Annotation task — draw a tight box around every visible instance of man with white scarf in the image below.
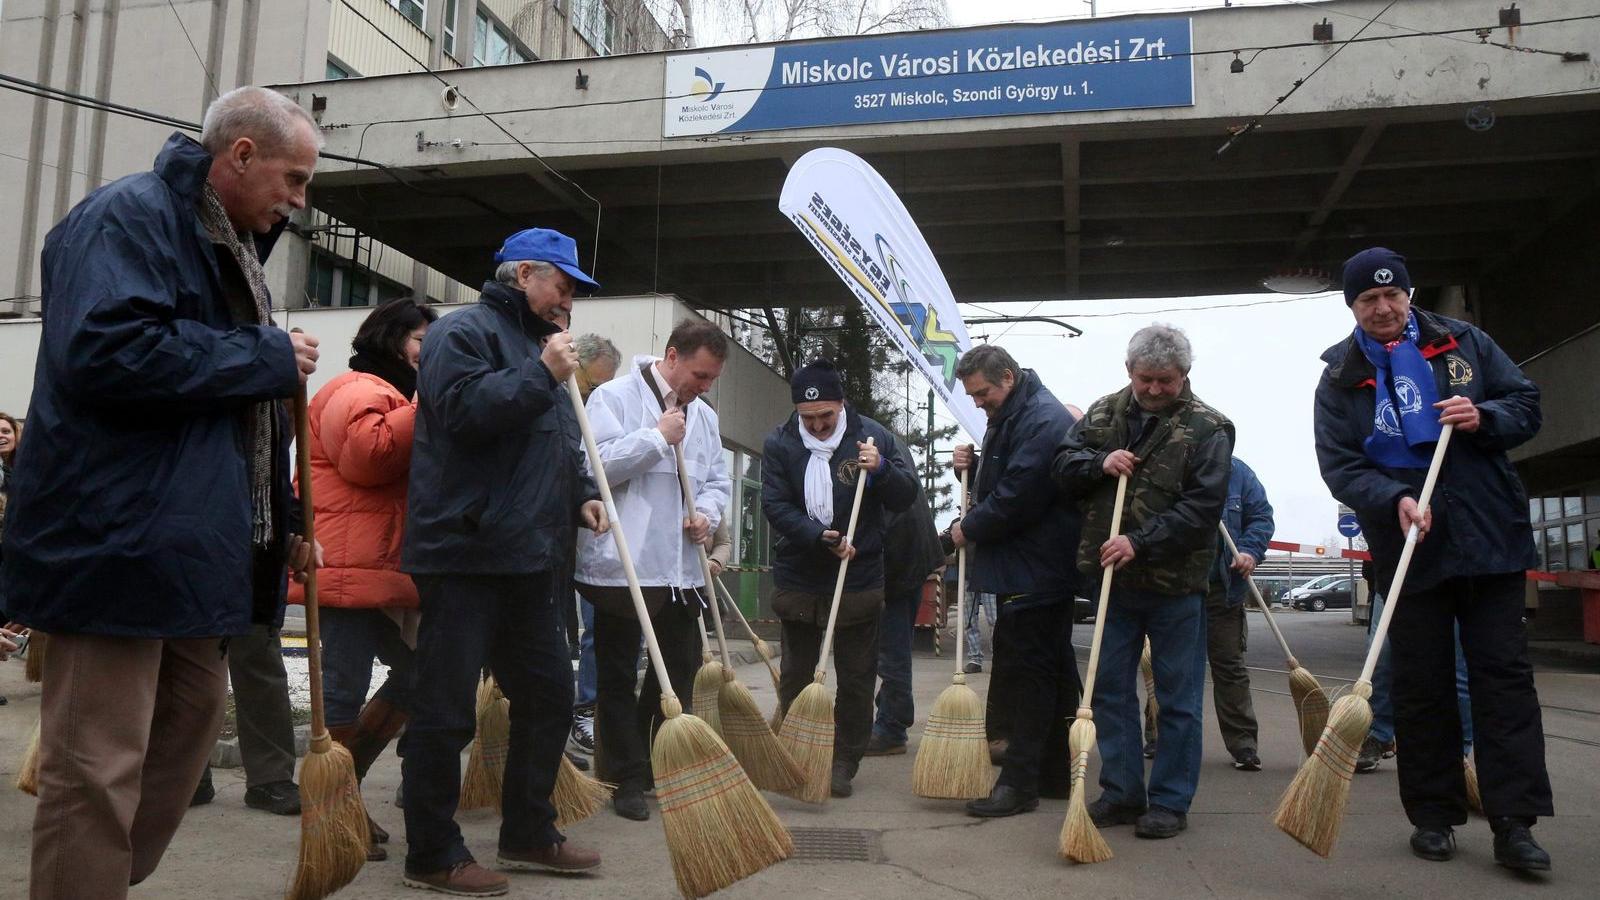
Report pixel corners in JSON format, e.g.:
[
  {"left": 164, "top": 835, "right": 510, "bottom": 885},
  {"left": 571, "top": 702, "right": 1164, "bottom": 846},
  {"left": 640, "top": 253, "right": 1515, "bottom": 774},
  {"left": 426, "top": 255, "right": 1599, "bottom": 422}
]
[
  {"left": 762, "top": 359, "right": 917, "bottom": 799},
  {"left": 575, "top": 318, "right": 732, "bottom": 822}
]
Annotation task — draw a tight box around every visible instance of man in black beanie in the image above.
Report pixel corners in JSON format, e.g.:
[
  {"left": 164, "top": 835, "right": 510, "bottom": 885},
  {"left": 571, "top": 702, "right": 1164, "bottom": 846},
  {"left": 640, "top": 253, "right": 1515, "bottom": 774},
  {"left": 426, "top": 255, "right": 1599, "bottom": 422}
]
[
  {"left": 761, "top": 359, "right": 917, "bottom": 798},
  {"left": 1314, "top": 247, "right": 1552, "bottom": 871}
]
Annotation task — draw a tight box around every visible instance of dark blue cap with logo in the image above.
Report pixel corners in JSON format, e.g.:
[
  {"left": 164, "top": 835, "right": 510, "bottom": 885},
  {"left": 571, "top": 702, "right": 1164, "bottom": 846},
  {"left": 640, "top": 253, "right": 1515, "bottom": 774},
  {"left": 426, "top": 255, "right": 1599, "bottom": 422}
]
[
  {"left": 494, "top": 228, "right": 600, "bottom": 295},
  {"left": 1342, "top": 247, "right": 1410, "bottom": 305}
]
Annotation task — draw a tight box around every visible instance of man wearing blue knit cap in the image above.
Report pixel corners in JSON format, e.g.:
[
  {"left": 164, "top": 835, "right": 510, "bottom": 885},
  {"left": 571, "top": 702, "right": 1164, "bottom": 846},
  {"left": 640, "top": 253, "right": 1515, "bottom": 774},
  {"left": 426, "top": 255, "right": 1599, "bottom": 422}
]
[
  {"left": 1313, "top": 247, "right": 1553, "bottom": 873},
  {"left": 398, "top": 227, "right": 609, "bottom": 894}
]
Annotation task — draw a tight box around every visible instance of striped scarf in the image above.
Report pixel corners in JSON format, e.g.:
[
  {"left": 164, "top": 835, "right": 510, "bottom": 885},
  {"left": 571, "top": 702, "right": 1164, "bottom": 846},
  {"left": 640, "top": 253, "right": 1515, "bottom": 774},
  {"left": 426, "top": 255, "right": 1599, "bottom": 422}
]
[{"left": 199, "top": 184, "right": 275, "bottom": 547}]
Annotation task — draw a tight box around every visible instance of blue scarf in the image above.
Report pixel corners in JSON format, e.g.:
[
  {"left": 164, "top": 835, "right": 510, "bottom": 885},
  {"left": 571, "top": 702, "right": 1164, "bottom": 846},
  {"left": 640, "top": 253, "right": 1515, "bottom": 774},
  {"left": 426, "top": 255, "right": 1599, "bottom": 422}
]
[{"left": 1354, "top": 313, "right": 1441, "bottom": 468}]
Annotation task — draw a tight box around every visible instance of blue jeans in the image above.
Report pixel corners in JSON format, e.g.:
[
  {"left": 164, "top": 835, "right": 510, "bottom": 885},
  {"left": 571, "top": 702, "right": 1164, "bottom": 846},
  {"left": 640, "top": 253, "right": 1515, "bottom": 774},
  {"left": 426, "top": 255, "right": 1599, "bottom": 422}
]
[
  {"left": 1096, "top": 587, "right": 1207, "bottom": 813},
  {"left": 872, "top": 582, "right": 922, "bottom": 745},
  {"left": 575, "top": 597, "right": 597, "bottom": 708},
  {"left": 1368, "top": 593, "right": 1473, "bottom": 752},
  {"left": 400, "top": 573, "right": 573, "bottom": 872},
  {"left": 319, "top": 607, "right": 415, "bottom": 727},
  {"left": 964, "top": 591, "right": 997, "bottom": 664}
]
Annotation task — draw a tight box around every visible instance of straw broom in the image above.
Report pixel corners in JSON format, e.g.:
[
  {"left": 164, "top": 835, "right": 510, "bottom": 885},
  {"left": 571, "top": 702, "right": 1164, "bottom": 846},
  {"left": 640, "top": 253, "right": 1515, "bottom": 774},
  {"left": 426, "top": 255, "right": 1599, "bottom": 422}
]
[
  {"left": 1463, "top": 755, "right": 1483, "bottom": 815},
  {"left": 913, "top": 470, "right": 993, "bottom": 800},
  {"left": 714, "top": 578, "right": 781, "bottom": 694},
  {"left": 673, "top": 444, "right": 804, "bottom": 793},
  {"left": 777, "top": 439, "right": 874, "bottom": 805},
  {"left": 287, "top": 383, "right": 369, "bottom": 900},
  {"left": 24, "top": 630, "right": 46, "bottom": 684},
  {"left": 459, "top": 685, "right": 508, "bottom": 811},
  {"left": 691, "top": 614, "right": 724, "bottom": 735},
  {"left": 15, "top": 720, "right": 40, "bottom": 796},
  {"left": 1274, "top": 425, "right": 1454, "bottom": 858},
  {"left": 553, "top": 752, "right": 614, "bottom": 827},
  {"left": 1059, "top": 473, "right": 1129, "bottom": 865},
  {"left": 568, "top": 373, "right": 790, "bottom": 898},
  {"left": 1140, "top": 638, "right": 1158, "bottom": 747},
  {"left": 1217, "top": 522, "right": 1330, "bottom": 757}
]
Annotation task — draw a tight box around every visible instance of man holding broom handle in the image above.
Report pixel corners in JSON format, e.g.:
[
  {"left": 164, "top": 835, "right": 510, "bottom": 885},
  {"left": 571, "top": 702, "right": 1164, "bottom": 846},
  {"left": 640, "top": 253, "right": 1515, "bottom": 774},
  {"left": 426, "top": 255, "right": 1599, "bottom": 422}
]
[
  {"left": 1313, "top": 248, "right": 1552, "bottom": 870},
  {"left": 1052, "top": 324, "right": 1233, "bottom": 841},
  {"left": 946, "top": 345, "right": 1084, "bottom": 818},
  {"left": 575, "top": 319, "right": 731, "bottom": 822},
  {"left": 399, "top": 228, "right": 609, "bottom": 895},
  {"left": 763, "top": 358, "right": 917, "bottom": 799}
]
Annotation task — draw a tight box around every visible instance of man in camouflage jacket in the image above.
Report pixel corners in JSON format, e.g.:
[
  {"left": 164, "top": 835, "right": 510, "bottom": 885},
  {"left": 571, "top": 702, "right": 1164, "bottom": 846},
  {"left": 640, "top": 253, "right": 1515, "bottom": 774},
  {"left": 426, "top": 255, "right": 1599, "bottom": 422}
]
[{"left": 1052, "top": 324, "right": 1234, "bottom": 840}]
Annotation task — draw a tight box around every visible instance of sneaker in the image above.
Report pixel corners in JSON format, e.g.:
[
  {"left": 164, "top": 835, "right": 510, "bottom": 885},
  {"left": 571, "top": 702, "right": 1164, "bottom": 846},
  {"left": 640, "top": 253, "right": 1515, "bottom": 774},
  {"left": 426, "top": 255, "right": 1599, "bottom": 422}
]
[
  {"left": 1380, "top": 738, "right": 1397, "bottom": 759},
  {"left": 1087, "top": 797, "right": 1146, "bottom": 828},
  {"left": 1135, "top": 805, "right": 1187, "bottom": 839},
  {"left": 497, "top": 841, "right": 601, "bottom": 874},
  {"left": 863, "top": 734, "right": 907, "bottom": 757},
  {"left": 569, "top": 713, "right": 595, "bottom": 756},
  {"left": 244, "top": 780, "right": 301, "bottom": 816},
  {"left": 1491, "top": 819, "right": 1551, "bottom": 871},
  {"left": 1356, "top": 736, "right": 1383, "bottom": 774},
  {"left": 403, "top": 860, "right": 509, "bottom": 896},
  {"left": 190, "top": 766, "right": 215, "bottom": 807},
  {"left": 1231, "top": 749, "right": 1261, "bottom": 772},
  {"left": 963, "top": 660, "right": 982, "bottom": 674}
]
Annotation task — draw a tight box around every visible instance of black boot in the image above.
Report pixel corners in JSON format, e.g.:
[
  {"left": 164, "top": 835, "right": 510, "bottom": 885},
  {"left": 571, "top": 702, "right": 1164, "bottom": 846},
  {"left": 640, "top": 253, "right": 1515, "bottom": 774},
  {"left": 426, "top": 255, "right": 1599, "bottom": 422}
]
[
  {"left": 190, "top": 765, "right": 215, "bottom": 807},
  {"left": 1492, "top": 819, "right": 1551, "bottom": 872},
  {"left": 965, "top": 784, "right": 1039, "bottom": 818},
  {"left": 1410, "top": 826, "right": 1456, "bottom": 861}
]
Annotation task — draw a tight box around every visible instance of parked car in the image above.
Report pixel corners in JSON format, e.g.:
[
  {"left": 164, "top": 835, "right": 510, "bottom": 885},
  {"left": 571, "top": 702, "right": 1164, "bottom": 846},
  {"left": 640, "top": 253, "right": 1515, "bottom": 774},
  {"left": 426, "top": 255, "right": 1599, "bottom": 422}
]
[
  {"left": 1280, "top": 574, "right": 1344, "bottom": 604},
  {"left": 1292, "top": 577, "right": 1355, "bottom": 612}
]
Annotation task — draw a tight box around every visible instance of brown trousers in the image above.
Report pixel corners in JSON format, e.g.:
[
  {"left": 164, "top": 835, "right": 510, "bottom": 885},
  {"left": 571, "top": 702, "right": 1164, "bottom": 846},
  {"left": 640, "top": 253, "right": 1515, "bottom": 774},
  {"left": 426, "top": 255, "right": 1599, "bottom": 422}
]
[{"left": 30, "top": 633, "right": 228, "bottom": 900}]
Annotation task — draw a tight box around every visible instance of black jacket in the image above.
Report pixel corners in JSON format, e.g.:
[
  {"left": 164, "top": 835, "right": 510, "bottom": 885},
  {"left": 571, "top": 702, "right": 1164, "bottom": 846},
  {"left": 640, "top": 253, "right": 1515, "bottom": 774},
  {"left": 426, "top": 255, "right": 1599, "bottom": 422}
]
[
  {"left": 1314, "top": 310, "right": 1539, "bottom": 596},
  {"left": 882, "top": 443, "right": 944, "bottom": 597},
  {"left": 761, "top": 407, "right": 917, "bottom": 595},
  {"left": 402, "top": 281, "right": 598, "bottom": 575},
  {"left": 960, "top": 370, "right": 1082, "bottom": 598},
  {"left": 0, "top": 133, "right": 300, "bottom": 638}
]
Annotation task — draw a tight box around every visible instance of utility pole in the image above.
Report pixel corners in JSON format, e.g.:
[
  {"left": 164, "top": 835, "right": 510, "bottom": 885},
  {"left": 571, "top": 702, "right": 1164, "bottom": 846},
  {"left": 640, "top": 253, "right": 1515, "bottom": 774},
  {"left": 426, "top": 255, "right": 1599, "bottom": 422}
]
[{"left": 924, "top": 389, "right": 936, "bottom": 498}]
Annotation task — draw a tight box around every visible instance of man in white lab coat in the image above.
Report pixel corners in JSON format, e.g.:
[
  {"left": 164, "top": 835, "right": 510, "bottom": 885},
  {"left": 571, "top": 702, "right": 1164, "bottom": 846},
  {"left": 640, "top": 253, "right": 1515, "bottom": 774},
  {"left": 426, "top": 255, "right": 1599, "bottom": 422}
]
[{"left": 575, "top": 318, "right": 732, "bottom": 821}]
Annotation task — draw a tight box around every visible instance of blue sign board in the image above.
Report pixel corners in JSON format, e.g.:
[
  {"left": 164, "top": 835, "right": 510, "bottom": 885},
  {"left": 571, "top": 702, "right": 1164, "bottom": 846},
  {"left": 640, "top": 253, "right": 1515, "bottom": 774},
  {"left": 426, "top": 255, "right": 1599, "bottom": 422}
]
[
  {"left": 1338, "top": 514, "right": 1362, "bottom": 538},
  {"left": 664, "top": 18, "right": 1195, "bottom": 137}
]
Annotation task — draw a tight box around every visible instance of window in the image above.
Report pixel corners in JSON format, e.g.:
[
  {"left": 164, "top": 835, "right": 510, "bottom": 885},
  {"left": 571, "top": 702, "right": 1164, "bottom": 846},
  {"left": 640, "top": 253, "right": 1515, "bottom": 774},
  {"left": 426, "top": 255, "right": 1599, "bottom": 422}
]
[
  {"left": 472, "top": 9, "right": 531, "bottom": 66},
  {"left": 325, "top": 57, "right": 355, "bottom": 80},
  {"left": 389, "top": 0, "right": 425, "bottom": 28},
  {"left": 573, "top": 0, "right": 615, "bottom": 55},
  {"left": 442, "top": 0, "right": 458, "bottom": 57}
]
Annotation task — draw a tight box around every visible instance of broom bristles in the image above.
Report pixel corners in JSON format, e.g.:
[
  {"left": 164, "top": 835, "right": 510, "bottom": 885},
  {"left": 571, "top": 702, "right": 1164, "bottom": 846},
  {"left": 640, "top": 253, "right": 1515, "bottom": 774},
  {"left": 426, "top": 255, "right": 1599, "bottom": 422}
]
[
  {"left": 1288, "top": 666, "right": 1330, "bottom": 759},
  {"left": 911, "top": 678, "right": 993, "bottom": 799},
  {"left": 1059, "top": 717, "right": 1112, "bottom": 863},
  {"left": 692, "top": 659, "right": 725, "bottom": 737},
  {"left": 776, "top": 682, "right": 834, "bottom": 805},
  {"left": 15, "top": 721, "right": 40, "bottom": 796},
  {"left": 653, "top": 712, "right": 792, "bottom": 899},
  {"left": 460, "top": 696, "right": 510, "bottom": 811},
  {"left": 24, "top": 631, "right": 46, "bottom": 684},
  {"left": 1463, "top": 754, "right": 1483, "bottom": 816},
  {"left": 718, "top": 677, "right": 804, "bottom": 792},
  {"left": 287, "top": 737, "right": 369, "bottom": 900},
  {"left": 1273, "top": 687, "right": 1372, "bottom": 857},
  {"left": 553, "top": 753, "right": 614, "bottom": 827}
]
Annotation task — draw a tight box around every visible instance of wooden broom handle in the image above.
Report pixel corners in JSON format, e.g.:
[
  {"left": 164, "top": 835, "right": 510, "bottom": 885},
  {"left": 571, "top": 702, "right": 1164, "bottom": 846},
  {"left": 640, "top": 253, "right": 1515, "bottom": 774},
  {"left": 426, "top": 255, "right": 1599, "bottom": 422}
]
[
  {"left": 1217, "top": 521, "right": 1299, "bottom": 667},
  {"left": 954, "top": 470, "right": 969, "bottom": 677},
  {"left": 566, "top": 373, "right": 680, "bottom": 711},
  {"left": 674, "top": 444, "right": 731, "bottom": 661},
  {"left": 1077, "top": 473, "right": 1128, "bottom": 711},
  {"left": 815, "top": 437, "right": 874, "bottom": 683},
  {"left": 1358, "top": 424, "right": 1454, "bottom": 686},
  {"left": 291, "top": 385, "right": 329, "bottom": 740}
]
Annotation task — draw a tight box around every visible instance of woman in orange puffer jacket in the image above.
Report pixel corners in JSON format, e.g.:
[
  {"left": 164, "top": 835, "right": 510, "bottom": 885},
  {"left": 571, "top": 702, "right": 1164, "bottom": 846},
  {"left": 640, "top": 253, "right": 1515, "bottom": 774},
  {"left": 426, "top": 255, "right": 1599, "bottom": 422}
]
[{"left": 290, "top": 297, "right": 436, "bottom": 860}]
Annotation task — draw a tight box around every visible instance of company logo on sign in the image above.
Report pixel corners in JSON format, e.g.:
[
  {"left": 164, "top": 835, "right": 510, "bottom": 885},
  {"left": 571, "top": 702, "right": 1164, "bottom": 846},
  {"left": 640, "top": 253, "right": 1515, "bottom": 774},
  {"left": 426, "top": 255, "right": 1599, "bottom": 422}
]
[
  {"left": 875, "top": 234, "right": 961, "bottom": 388},
  {"left": 690, "top": 66, "right": 725, "bottom": 103},
  {"left": 1373, "top": 268, "right": 1394, "bottom": 285}
]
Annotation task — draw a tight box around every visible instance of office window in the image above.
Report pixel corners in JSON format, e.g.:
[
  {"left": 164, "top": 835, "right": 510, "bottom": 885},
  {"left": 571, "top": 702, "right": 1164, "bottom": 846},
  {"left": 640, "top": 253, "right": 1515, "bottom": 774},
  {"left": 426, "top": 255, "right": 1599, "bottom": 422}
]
[
  {"left": 325, "top": 57, "right": 355, "bottom": 80},
  {"left": 473, "top": 9, "right": 531, "bottom": 66},
  {"left": 574, "top": 0, "right": 614, "bottom": 55},
  {"left": 442, "top": 0, "right": 458, "bottom": 57},
  {"left": 389, "top": 0, "right": 425, "bottom": 28}
]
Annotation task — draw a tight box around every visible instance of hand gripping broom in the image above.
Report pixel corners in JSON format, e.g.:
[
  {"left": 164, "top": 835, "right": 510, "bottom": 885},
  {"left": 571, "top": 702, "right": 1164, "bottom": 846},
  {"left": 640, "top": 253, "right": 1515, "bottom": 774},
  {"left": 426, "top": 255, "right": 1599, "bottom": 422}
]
[
  {"left": 1274, "top": 425, "right": 1454, "bottom": 857},
  {"left": 1217, "top": 521, "right": 1330, "bottom": 757},
  {"left": 1059, "top": 473, "right": 1129, "bottom": 864},
  {"left": 912, "top": 470, "right": 995, "bottom": 799},
  {"left": 287, "top": 384, "right": 370, "bottom": 900},
  {"left": 675, "top": 445, "right": 804, "bottom": 792},
  {"left": 567, "top": 374, "right": 791, "bottom": 898},
  {"left": 776, "top": 438, "right": 874, "bottom": 805}
]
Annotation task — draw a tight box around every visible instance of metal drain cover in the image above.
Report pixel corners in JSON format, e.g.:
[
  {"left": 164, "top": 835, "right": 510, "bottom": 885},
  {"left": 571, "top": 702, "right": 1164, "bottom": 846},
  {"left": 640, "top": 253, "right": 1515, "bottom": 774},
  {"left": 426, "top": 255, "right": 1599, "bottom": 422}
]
[{"left": 788, "top": 827, "right": 880, "bottom": 862}]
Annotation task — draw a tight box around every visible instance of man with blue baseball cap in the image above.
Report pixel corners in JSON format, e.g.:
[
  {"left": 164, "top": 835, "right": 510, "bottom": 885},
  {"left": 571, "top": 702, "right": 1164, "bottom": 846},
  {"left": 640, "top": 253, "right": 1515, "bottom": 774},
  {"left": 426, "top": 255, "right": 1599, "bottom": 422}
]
[
  {"left": 1314, "top": 247, "right": 1553, "bottom": 873},
  {"left": 398, "top": 227, "right": 609, "bottom": 895}
]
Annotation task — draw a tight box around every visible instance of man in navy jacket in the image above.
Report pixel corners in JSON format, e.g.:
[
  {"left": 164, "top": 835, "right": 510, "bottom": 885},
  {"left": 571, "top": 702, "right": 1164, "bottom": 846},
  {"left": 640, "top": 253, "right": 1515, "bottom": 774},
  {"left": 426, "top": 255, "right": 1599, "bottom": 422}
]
[
  {"left": 0, "top": 87, "right": 321, "bottom": 900},
  {"left": 949, "top": 344, "right": 1083, "bottom": 817},
  {"left": 762, "top": 359, "right": 916, "bottom": 799},
  {"left": 1205, "top": 457, "right": 1273, "bottom": 772},
  {"left": 1314, "top": 247, "right": 1552, "bottom": 871}
]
